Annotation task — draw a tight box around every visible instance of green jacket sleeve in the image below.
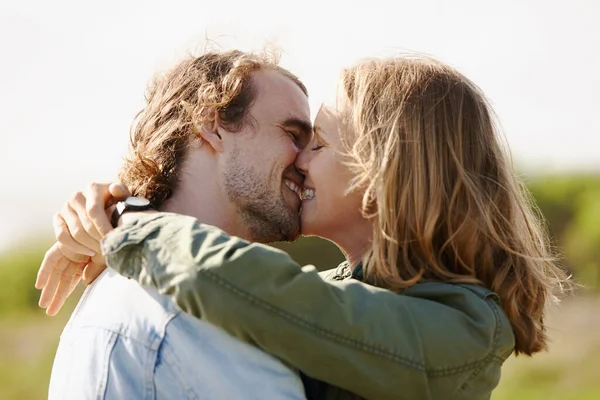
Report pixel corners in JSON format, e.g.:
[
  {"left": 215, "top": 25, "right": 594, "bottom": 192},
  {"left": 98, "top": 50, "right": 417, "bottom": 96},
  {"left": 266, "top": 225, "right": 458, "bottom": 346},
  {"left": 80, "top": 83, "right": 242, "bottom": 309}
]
[{"left": 102, "top": 212, "right": 514, "bottom": 400}]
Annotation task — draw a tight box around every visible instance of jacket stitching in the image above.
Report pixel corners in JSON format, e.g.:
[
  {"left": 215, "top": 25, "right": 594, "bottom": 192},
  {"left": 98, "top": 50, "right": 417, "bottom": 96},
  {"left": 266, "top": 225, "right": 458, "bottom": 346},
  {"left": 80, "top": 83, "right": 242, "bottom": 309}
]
[
  {"left": 74, "top": 325, "right": 166, "bottom": 352},
  {"left": 201, "top": 270, "right": 426, "bottom": 371},
  {"left": 202, "top": 270, "right": 498, "bottom": 376},
  {"left": 96, "top": 331, "right": 118, "bottom": 400},
  {"left": 450, "top": 297, "right": 503, "bottom": 397},
  {"left": 157, "top": 341, "right": 200, "bottom": 400}
]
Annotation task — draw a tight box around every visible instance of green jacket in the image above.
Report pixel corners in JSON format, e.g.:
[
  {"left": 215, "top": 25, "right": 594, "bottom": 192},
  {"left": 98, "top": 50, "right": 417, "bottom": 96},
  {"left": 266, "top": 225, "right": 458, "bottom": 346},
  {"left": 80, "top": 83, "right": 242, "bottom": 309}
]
[{"left": 102, "top": 213, "right": 515, "bottom": 400}]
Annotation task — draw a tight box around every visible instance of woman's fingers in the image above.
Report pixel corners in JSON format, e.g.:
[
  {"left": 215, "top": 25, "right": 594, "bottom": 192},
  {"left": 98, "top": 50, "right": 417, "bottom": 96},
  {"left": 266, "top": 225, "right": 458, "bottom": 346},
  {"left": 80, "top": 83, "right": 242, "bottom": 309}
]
[
  {"left": 53, "top": 212, "right": 95, "bottom": 261},
  {"left": 108, "top": 182, "right": 131, "bottom": 199},
  {"left": 82, "top": 259, "right": 107, "bottom": 285},
  {"left": 37, "top": 243, "right": 86, "bottom": 314},
  {"left": 62, "top": 199, "right": 101, "bottom": 253},
  {"left": 70, "top": 191, "right": 103, "bottom": 241},
  {"left": 38, "top": 255, "right": 70, "bottom": 308},
  {"left": 68, "top": 272, "right": 82, "bottom": 296},
  {"left": 36, "top": 181, "right": 132, "bottom": 315},
  {"left": 38, "top": 181, "right": 133, "bottom": 313},
  {"left": 45, "top": 261, "right": 85, "bottom": 316},
  {"left": 85, "top": 182, "right": 127, "bottom": 237},
  {"left": 36, "top": 243, "right": 62, "bottom": 290}
]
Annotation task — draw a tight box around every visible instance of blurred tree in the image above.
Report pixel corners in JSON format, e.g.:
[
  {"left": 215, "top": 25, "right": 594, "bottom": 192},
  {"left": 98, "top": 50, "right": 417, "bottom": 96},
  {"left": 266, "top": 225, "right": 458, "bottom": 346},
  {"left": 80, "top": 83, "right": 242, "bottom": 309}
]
[
  {"left": 0, "top": 241, "right": 50, "bottom": 316},
  {"left": 528, "top": 174, "right": 600, "bottom": 290},
  {"left": 273, "top": 236, "right": 345, "bottom": 272}
]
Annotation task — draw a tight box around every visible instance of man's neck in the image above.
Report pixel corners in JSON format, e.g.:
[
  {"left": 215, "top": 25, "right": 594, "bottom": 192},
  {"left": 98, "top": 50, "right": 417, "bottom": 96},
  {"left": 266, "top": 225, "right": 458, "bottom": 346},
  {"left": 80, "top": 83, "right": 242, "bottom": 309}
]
[
  {"left": 159, "top": 147, "right": 252, "bottom": 241},
  {"left": 162, "top": 195, "right": 249, "bottom": 240}
]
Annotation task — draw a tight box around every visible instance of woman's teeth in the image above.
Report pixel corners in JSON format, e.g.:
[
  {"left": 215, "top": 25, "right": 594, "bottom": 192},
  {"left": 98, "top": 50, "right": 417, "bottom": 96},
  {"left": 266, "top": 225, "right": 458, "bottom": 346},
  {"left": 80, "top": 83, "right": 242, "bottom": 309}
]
[
  {"left": 284, "top": 180, "right": 315, "bottom": 201},
  {"left": 300, "top": 189, "right": 315, "bottom": 200}
]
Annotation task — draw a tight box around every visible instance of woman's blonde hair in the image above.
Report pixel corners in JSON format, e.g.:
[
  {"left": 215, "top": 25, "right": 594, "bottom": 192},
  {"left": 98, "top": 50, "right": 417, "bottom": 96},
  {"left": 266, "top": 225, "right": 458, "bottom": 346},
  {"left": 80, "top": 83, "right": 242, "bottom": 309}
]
[{"left": 340, "top": 57, "right": 569, "bottom": 356}]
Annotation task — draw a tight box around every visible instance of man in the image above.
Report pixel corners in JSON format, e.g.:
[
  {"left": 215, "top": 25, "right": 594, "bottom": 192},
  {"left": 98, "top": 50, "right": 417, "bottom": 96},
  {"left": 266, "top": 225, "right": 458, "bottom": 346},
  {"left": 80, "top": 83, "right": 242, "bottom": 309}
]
[{"left": 40, "top": 49, "right": 314, "bottom": 399}]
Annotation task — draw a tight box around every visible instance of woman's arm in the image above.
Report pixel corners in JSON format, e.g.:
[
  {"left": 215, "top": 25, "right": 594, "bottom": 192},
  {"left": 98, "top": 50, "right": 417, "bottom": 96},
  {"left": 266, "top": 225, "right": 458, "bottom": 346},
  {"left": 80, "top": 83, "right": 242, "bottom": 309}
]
[{"left": 103, "top": 212, "right": 512, "bottom": 400}]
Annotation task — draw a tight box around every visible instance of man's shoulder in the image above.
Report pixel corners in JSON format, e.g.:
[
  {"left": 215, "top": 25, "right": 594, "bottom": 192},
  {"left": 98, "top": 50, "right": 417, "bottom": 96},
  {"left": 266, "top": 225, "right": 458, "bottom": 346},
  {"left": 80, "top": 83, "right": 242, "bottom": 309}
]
[{"left": 64, "top": 268, "right": 179, "bottom": 347}]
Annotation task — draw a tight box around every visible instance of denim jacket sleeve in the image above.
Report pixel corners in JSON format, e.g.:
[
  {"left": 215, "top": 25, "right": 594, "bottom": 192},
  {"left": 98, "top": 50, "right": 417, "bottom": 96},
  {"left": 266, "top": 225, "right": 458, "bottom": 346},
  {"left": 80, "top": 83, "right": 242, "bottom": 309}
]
[{"left": 102, "top": 212, "right": 515, "bottom": 400}]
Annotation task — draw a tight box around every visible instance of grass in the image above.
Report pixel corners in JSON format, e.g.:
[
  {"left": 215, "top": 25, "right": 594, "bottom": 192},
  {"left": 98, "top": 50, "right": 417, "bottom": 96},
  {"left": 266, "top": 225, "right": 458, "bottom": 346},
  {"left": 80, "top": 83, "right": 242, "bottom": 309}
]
[
  {"left": 493, "top": 294, "right": 600, "bottom": 400},
  {"left": 1, "top": 291, "right": 598, "bottom": 399},
  {"left": 0, "top": 295, "right": 78, "bottom": 400}
]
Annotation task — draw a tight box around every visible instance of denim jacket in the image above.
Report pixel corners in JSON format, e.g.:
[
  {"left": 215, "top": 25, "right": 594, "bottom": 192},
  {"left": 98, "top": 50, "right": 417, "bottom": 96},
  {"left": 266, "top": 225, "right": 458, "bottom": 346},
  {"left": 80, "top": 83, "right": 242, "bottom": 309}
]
[
  {"left": 102, "top": 213, "right": 516, "bottom": 400},
  {"left": 49, "top": 267, "right": 306, "bottom": 399}
]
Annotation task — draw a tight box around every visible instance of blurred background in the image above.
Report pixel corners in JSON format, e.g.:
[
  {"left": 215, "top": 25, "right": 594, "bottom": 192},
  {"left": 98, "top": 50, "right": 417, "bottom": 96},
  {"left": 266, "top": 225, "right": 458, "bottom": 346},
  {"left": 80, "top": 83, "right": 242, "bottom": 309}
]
[{"left": 1, "top": 0, "right": 599, "bottom": 398}]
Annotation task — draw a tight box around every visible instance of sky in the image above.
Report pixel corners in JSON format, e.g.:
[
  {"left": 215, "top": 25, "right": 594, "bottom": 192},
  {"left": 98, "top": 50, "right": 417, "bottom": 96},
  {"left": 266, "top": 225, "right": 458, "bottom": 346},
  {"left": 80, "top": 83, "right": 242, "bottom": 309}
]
[{"left": 0, "top": 0, "right": 598, "bottom": 251}]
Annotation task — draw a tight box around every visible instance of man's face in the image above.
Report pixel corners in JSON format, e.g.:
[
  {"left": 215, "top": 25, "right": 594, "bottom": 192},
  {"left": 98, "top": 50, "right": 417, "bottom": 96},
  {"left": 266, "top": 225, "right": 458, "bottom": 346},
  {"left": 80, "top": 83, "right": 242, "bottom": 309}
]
[{"left": 222, "top": 69, "right": 312, "bottom": 243}]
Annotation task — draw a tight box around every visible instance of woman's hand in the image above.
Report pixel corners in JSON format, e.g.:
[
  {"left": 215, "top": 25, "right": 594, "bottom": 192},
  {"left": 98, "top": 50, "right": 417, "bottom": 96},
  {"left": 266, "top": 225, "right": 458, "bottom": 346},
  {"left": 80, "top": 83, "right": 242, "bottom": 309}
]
[{"left": 36, "top": 182, "right": 131, "bottom": 315}]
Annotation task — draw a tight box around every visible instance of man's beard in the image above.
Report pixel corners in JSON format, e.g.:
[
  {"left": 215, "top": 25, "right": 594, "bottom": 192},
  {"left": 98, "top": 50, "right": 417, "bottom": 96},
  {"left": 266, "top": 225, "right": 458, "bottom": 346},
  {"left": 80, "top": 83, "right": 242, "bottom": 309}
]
[{"left": 224, "top": 154, "right": 300, "bottom": 243}]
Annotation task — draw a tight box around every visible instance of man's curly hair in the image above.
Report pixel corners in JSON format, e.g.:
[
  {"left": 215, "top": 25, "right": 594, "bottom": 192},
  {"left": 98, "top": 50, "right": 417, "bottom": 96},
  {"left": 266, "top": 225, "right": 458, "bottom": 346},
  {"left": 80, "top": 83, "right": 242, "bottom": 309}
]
[{"left": 120, "top": 49, "right": 307, "bottom": 208}]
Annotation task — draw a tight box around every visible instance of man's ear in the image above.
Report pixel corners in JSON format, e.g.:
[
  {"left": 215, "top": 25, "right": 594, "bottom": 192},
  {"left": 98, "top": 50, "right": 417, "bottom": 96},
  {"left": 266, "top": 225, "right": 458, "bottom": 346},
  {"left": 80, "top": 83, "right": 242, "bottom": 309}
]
[{"left": 196, "top": 108, "right": 224, "bottom": 153}]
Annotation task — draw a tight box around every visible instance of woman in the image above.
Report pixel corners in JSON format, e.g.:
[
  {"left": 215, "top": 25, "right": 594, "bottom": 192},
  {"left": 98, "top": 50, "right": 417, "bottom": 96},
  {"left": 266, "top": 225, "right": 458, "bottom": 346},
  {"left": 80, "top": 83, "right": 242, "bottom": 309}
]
[{"left": 37, "top": 56, "right": 567, "bottom": 399}]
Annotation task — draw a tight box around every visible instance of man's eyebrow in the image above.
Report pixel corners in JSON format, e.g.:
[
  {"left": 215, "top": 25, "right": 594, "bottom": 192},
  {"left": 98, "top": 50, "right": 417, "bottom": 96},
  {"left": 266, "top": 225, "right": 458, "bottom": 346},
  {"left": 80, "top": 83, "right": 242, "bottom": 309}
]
[{"left": 280, "top": 117, "right": 313, "bottom": 135}]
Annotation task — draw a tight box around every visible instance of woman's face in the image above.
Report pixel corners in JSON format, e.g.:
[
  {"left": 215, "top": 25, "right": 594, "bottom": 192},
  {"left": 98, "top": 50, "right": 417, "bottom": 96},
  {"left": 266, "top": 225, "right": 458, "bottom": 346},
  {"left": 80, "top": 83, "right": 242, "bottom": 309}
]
[{"left": 296, "top": 88, "right": 366, "bottom": 240}]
